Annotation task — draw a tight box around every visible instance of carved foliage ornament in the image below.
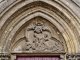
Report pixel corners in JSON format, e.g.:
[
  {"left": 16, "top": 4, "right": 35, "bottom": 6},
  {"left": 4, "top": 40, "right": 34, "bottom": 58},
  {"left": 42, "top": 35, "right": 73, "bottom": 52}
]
[
  {"left": 66, "top": 54, "right": 80, "bottom": 60},
  {"left": 0, "top": 53, "right": 10, "bottom": 60}
]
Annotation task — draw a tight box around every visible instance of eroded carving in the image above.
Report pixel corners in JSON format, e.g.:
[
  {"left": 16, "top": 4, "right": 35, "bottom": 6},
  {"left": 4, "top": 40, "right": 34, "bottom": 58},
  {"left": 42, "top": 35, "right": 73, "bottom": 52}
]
[
  {"left": 0, "top": 53, "right": 10, "bottom": 60},
  {"left": 24, "top": 19, "right": 64, "bottom": 53},
  {"left": 66, "top": 53, "right": 80, "bottom": 60},
  {"left": 12, "top": 18, "right": 64, "bottom": 53}
]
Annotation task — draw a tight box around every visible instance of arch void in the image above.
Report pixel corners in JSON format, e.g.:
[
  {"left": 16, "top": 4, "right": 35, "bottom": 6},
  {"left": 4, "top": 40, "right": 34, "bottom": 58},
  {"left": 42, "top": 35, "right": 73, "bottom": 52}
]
[{"left": 0, "top": 0, "right": 79, "bottom": 54}]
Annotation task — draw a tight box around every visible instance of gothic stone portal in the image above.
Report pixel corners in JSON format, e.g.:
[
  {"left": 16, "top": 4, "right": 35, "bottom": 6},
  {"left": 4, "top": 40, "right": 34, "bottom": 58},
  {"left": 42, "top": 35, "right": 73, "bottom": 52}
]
[{"left": 11, "top": 17, "right": 65, "bottom": 53}]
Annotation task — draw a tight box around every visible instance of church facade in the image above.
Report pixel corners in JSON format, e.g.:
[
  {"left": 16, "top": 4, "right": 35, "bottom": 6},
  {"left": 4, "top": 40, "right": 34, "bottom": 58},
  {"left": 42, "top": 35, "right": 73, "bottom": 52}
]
[{"left": 0, "top": 0, "right": 80, "bottom": 60}]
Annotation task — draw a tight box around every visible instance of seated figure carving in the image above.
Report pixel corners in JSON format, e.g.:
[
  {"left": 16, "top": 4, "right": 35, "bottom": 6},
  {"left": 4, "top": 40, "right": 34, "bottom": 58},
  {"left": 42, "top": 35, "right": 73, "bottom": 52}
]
[{"left": 24, "top": 20, "right": 64, "bottom": 53}]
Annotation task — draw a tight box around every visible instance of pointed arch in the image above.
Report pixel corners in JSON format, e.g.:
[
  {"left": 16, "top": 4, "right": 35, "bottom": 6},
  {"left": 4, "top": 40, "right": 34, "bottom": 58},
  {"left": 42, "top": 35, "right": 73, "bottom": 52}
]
[{"left": 0, "top": 0, "right": 79, "bottom": 54}]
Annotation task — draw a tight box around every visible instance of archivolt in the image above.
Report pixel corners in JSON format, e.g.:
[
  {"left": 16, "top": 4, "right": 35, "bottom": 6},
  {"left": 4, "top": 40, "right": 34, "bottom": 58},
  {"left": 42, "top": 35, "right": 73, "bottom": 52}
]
[{"left": 0, "top": 0, "right": 79, "bottom": 54}]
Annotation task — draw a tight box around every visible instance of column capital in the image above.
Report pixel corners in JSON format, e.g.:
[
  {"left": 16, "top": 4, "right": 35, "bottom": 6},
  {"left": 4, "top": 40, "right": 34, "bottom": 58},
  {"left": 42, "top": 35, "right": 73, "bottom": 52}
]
[
  {"left": 66, "top": 53, "right": 80, "bottom": 60},
  {"left": 0, "top": 52, "right": 10, "bottom": 60}
]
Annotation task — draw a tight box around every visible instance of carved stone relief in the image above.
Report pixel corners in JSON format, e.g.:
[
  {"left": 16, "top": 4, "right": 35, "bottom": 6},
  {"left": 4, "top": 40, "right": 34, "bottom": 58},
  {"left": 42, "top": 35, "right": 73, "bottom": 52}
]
[
  {"left": 25, "top": 18, "right": 64, "bottom": 53},
  {"left": 66, "top": 54, "right": 80, "bottom": 60},
  {"left": 66, "top": 54, "right": 76, "bottom": 60},
  {"left": 0, "top": 53, "right": 10, "bottom": 60},
  {"left": 12, "top": 17, "right": 65, "bottom": 53}
]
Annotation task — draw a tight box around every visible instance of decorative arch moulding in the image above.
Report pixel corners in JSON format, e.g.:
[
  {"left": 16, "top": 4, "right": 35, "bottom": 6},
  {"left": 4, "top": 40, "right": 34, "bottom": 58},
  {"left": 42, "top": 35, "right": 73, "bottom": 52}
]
[
  {"left": 0, "top": 1, "right": 79, "bottom": 53},
  {"left": 0, "top": 0, "right": 80, "bottom": 60},
  {"left": 10, "top": 17, "right": 65, "bottom": 53}
]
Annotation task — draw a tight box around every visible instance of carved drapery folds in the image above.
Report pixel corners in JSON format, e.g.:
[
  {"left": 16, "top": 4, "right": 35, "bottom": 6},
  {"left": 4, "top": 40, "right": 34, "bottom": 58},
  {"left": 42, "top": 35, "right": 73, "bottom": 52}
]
[{"left": 12, "top": 17, "right": 65, "bottom": 53}]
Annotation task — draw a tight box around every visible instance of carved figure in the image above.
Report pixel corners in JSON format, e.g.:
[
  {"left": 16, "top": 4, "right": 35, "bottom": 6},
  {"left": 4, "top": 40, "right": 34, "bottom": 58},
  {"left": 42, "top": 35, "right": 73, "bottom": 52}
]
[{"left": 24, "top": 20, "right": 64, "bottom": 53}]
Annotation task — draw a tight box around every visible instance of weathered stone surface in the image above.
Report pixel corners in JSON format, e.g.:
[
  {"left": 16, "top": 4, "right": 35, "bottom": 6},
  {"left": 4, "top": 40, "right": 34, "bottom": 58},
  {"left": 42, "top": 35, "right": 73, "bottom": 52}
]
[
  {"left": 0, "top": 53, "right": 10, "bottom": 60},
  {"left": 11, "top": 17, "right": 64, "bottom": 53},
  {"left": 66, "top": 53, "right": 80, "bottom": 60},
  {"left": 0, "top": 0, "right": 80, "bottom": 60},
  {"left": 73, "top": 0, "right": 80, "bottom": 7}
]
